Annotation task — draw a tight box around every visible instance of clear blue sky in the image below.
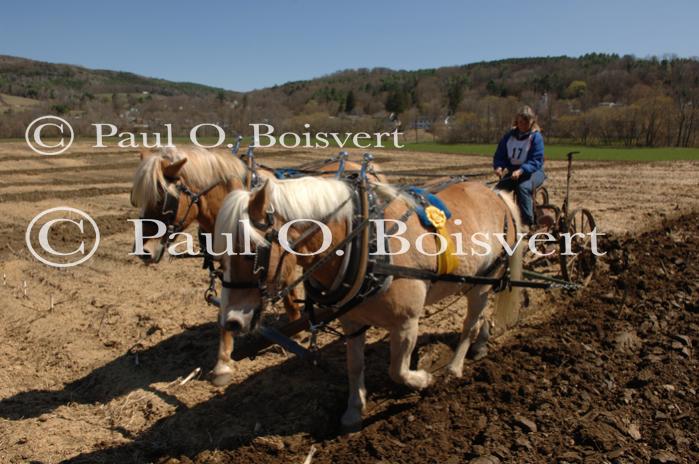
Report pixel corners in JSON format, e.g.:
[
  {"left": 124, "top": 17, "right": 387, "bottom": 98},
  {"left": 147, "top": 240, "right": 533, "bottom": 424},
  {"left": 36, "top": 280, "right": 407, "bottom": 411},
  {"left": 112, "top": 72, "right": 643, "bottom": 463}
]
[{"left": 1, "top": 0, "right": 697, "bottom": 92}]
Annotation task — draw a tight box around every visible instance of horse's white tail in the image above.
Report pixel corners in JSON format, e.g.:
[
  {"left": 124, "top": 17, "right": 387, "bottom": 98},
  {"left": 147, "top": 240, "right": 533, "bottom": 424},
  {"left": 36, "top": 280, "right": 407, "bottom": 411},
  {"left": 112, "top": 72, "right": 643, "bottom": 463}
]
[{"left": 492, "top": 191, "right": 523, "bottom": 331}]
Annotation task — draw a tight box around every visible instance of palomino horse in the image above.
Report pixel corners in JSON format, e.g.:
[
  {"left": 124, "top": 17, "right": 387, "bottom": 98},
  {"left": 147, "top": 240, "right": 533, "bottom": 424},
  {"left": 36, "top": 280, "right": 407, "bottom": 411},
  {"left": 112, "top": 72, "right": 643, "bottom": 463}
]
[
  {"left": 130, "top": 146, "right": 385, "bottom": 384},
  {"left": 212, "top": 175, "right": 523, "bottom": 428},
  {"left": 130, "top": 146, "right": 297, "bottom": 384}
]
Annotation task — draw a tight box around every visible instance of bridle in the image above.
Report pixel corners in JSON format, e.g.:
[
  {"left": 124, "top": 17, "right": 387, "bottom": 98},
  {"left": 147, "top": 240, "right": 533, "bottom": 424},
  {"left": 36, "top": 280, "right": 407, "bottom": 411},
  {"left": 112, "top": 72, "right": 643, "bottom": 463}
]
[
  {"left": 220, "top": 203, "right": 278, "bottom": 330},
  {"left": 150, "top": 175, "right": 228, "bottom": 249}
]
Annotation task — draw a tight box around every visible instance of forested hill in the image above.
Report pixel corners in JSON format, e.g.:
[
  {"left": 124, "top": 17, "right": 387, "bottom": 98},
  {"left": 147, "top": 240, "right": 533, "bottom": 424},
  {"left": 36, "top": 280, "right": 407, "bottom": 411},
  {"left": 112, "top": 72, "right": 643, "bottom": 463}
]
[
  {"left": 256, "top": 53, "right": 695, "bottom": 116},
  {"left": 0, "top": 55, "right": 237, "bottom": 99},
  {"left": 1, "top": 53, "right": 697, "bottom": 147}
]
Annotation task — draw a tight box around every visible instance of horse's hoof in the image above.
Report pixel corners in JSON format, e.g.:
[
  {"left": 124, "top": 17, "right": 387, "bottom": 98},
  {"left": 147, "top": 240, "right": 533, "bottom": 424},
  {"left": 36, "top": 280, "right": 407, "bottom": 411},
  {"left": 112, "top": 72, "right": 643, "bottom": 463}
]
[
  {"left": 446, "top": 365, "right": 464, "bottom": 379},
  {"left": 468, "top": 344, "right": 489, "bottom": 361},
  {"left": 340, "top": 418, "right": 363, "bottom": 434},
  {"left": 418, "top": 370, "right": 434, "bottom": 390},
  {"left": 209, "top": 364, "right": 234, "bottom": 386},
  {"left": 210, "top": 372, "right": 233, "bottom": 386},
  {"left": 410, "top": 370, "right": 434, "bottom": 389}
]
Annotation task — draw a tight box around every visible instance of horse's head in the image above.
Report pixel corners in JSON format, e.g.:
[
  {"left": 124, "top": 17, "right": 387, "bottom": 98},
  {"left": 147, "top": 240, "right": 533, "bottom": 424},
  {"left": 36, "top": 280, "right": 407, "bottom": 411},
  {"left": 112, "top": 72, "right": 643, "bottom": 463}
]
[
  {"left": 130, "top": 152, "right": 199, "bottom": 264},
  {"left": 215, "top": 180, "right": 286, "bottom": 334},
  {"left": 215, "top": 176, "right": 354, "bottom": 334},
  {"left": 130, "top": 147, "right": 250, "bottom": 265}
]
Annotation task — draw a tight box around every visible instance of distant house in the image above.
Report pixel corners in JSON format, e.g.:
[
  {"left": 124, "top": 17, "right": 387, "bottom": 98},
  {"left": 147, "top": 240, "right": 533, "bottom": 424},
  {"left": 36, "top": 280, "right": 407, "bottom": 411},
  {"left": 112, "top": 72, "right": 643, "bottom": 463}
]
[
  {"left": 121, "top": 107, "right": 140, "bottom": 122},
  {"left": 567, "top": 103, "right": 581, "bottom": 114},
  {"left": 598, "top": 102, "right": 622, "bottom": 108},
  {"left": 409, "top": 117, "right": 432, "bottom": 130}
]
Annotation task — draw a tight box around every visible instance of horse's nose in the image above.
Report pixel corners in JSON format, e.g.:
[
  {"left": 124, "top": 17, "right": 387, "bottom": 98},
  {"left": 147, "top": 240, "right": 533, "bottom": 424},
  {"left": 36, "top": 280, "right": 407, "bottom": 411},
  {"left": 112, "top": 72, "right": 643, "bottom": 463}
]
[
  {"left": 133, "top": 242, "right": 151, "bottom": 262},
  {"left": 225, "top": 319, "right": 242, "bottom": 334}
]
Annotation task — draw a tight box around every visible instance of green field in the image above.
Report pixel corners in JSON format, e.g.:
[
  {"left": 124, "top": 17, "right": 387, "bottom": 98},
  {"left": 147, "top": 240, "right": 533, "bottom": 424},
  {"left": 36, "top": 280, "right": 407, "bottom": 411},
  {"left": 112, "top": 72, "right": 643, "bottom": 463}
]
[
  {"left": 158, "top": 136, "right": 699, "bottom": 161},
  {"left": 400, "top": 142, "right": 699, "bottom": 161},
  {"left": 3, "top": 136, "right": 699, "bottom": 161}
]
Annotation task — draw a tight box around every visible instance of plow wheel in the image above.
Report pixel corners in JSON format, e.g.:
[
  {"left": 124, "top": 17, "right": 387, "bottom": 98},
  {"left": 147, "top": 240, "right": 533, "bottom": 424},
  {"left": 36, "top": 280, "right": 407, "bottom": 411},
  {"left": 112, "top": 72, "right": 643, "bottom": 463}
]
[
  {"left": 559, "top": 208, "right": 597, "bottom": 286},
  {"left": 534, "top": 186, "right": 549, "bottom": 206},
  {"left": 526, "top": 204, "right": 559, "bottom": 268}
]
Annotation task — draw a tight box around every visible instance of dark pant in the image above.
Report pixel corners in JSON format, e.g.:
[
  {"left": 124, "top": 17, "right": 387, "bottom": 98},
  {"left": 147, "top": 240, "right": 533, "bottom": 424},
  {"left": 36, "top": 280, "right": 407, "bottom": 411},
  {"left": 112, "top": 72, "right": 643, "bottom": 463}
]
[{"left": 495, "top": 169, "right": 545, "bottom": 226}]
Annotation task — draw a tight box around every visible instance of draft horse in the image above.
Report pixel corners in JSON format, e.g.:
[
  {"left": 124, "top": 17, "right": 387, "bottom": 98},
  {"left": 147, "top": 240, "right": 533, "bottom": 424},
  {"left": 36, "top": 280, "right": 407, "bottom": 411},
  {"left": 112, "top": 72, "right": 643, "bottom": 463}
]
[{"left": 212, "top": 174, "right": 523, "bottom": 428}]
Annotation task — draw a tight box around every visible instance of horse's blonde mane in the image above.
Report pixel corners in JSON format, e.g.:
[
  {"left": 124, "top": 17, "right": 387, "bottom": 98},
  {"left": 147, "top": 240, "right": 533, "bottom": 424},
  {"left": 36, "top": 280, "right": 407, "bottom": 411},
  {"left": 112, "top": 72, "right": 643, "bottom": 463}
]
[
  {"left": 131, "top": 146, "right": 247, "bottom": 208},
  {"left": 214, "top": 190, "right": 266, "bottom": 253},
  {"left": 214, "top": 177, "right": 355, "bottom": 253},
  {"left": 270, "top": 177, "right": 354, "bottom": 223}
]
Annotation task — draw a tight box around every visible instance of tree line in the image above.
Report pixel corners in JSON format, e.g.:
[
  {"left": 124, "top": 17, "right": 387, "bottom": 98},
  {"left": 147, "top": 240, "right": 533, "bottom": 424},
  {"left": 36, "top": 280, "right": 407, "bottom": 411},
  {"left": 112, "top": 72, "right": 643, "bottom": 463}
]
[{"left": 0, "top": 53, "right": 697, "bottom": 147}]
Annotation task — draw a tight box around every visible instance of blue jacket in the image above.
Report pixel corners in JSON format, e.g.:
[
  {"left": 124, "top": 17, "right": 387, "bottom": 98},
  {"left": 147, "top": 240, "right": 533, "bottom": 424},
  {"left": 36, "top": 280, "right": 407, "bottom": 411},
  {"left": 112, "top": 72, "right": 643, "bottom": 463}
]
[{"left": 493, "top": 129, "right": 545, "bottom": 175}]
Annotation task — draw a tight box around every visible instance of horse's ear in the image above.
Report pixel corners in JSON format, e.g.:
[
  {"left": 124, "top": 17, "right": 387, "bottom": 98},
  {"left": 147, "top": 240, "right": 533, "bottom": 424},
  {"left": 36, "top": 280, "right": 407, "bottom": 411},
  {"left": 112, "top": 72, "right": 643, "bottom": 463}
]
[
  {"left": 139, "top": 148, "right": 153, "bottom": 160},
  {"left": 162, "top": 158, "right": 187, "bottom": 178},
  {"left": 248, "top": 179, "right": 271, "bottom": 222}
]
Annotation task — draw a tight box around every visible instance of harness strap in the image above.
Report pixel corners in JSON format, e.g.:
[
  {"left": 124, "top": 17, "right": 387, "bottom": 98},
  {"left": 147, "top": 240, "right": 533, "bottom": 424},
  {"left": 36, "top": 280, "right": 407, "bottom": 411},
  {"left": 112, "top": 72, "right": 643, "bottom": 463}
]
[
  {"left": 221, "top": 280, "right": 258, "bottom": 289},
  {"left": 275, "top": 201, "right": 373, "bottom": 303},
  {"left": 255, "top": 194, "right": 355, "bottom": 296},
  {"left": 383, "top": 175, "right": 468, "bottom": 237},
  {"left": 168, "top": 178, "right": 230, "bottom": 233},
  {"left": 198, "top": 229, "right": 215, "bottom": 271},
  {"left": 331, "top": 182, "right": 371, "bottom": 309},
  {"left": 370, "top": 263, "right": 556, "bottom": 290}
]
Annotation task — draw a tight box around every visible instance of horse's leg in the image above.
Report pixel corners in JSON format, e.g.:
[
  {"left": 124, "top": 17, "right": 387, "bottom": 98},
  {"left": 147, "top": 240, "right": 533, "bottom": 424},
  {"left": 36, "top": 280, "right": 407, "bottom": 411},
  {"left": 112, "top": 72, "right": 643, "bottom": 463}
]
[
  {"left": 468, "top": 318, "right": 491, "bottom": 361},
  {"left": 282, "top": 286, "right": 302, "bottom": 322},
  {"left": 210, "top": 328, "right": 234, "bottom": 386},
  {"left": 388, "top": 317, "right": 433, "bottom": 389},
  {"left": 340, "top": 320, "right": 367, "bottom": 430},
  {"left": 447, "top": 287, "right": 489, "bottom": 377}
]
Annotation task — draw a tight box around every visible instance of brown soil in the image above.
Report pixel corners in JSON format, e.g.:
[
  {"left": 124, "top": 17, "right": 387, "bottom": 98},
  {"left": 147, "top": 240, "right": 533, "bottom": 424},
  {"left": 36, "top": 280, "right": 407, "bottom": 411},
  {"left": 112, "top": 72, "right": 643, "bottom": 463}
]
[
  {"left": 0, "top": 142, "right": 697, "bottom": 463},
  {"left": 180, "top": 216, "right": 697, "bottom": 464}
]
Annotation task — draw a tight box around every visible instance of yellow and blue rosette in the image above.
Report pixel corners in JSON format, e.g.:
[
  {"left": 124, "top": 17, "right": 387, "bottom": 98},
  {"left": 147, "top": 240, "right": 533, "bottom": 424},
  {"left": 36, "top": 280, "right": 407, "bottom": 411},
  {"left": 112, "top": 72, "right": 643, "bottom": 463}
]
[{"left": 424, "top": 206, "right": 459, "bottom": 274}]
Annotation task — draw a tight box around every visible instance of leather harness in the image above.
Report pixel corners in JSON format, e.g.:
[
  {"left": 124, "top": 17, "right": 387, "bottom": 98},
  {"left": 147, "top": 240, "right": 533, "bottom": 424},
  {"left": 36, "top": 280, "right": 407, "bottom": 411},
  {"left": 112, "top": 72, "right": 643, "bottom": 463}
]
[{"left": 217, "top": 168, "right": 519, "bottom": 337}]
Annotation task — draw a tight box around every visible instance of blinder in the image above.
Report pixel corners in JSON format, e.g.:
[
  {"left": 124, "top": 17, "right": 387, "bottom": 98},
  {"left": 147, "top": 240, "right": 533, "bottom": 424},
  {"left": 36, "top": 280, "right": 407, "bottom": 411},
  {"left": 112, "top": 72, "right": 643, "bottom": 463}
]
[
  {"left": 142, "top": 176, "right": 225, "bottom": 251},
  {"left": 250, "top": 205, "right": 276, "bottom": 232},
  {"left": 159, "top": 179, "right": 183, "bottom": 233},
  {"left": 219, "top": 205, "right": 279, "bottom": 329}
]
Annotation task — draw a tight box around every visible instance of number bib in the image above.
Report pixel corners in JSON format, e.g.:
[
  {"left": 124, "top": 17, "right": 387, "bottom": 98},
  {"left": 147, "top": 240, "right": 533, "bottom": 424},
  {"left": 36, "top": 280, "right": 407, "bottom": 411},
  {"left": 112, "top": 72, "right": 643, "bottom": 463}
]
[{"left": 506, "top": 134, "right": 532, "bottom": 166}]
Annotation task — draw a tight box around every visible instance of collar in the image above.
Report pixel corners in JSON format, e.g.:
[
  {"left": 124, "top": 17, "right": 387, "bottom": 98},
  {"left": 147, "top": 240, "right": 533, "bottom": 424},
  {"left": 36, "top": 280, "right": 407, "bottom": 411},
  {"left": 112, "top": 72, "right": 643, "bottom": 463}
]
[{"left": 513, "top": 129, "right": 532, "bottom": 141}]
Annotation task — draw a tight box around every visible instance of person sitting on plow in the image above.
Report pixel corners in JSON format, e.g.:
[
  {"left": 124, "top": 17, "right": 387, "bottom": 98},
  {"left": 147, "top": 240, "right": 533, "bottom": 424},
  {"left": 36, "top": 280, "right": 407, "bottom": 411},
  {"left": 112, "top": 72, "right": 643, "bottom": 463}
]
[{"left": 493, "top": 105, "right": 546, "bottom": 232}]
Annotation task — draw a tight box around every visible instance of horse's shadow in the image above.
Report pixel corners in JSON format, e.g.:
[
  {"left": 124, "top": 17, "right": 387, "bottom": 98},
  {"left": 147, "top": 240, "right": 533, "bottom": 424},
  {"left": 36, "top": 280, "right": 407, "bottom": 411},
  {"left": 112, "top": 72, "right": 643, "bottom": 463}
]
[
  {"left": 0, "top": 310, "right": 336, "bottom": 421},
  {"left": 0, "top": 322, "right": 223, "bottom": 421},
  {"left": 2, "top": 321, "right": 462, "bottom": 463},
  {"left": 61, "top": 330, "right": 461, "bottom": 463}
]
